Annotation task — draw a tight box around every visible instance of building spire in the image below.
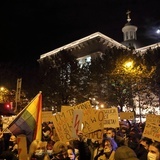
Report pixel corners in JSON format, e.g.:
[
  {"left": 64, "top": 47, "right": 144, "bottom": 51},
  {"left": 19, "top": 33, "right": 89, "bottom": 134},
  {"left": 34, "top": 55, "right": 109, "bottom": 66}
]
[{"left": 126, "top": 10, "right": 131, "bottom": 23}]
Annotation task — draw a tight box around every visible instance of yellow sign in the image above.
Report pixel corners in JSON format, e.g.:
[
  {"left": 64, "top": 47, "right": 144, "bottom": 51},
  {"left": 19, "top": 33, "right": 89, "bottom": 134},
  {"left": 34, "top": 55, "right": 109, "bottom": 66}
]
[
  {"left": 120, "top": 112, "right": 134, "bottom": 120},
  {"left": 146, "top": 114, "right": 160, "bottom": 126},
  {"left": 102, "top": 108, "right": 119, "bottom": 128},
  {"left": 143, "top": 123, "right": 160, "bottom": 142},
  {"left": 52, "top": 101, "right": 104, "bottom": 142},
  {"left": 42, "top": 111, "right": 54, "bottom": 122},
  {"left": 17, "top": 134, "right": 28, "bottom": 160}
]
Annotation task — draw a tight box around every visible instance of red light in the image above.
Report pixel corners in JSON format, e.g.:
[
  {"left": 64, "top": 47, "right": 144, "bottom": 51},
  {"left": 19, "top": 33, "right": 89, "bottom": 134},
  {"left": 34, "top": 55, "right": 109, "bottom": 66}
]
[
  {"left": 4, "top": 102, "right": 12, "bottom": 109},
  {"left": 5, "top": 104, "right": 10, "bottom": 108}
]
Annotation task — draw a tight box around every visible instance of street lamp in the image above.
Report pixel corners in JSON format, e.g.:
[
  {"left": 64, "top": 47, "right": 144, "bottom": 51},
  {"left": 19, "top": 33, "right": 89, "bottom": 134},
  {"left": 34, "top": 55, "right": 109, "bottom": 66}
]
[
  {"left": 123, "top": 60, "right": 133, "bottom": 70},
  {"left": 123, "top": 59, "right": 135, "bottom": 75}
]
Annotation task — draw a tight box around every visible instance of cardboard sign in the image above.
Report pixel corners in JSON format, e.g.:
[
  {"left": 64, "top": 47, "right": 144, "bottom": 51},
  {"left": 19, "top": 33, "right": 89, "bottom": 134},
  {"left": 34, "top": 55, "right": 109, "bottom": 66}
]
[
  {"left": 52, "top": 101, "right": 103, "bottom": 142},
  {"left": 82, "top": 109, "right": 104, "bottom": 135},
  {"left": 85, "top": 129, "right": 103, "bottom": 141},
  {"left": 42, "top": 111, "right": 54, "bottom": 122},
  {"left": 143, "top": 123, "right": 160, "bottom": 142},
  {"left": 72, "top": 109, "right": 83, "bottom": 139},
  {"left": 61, "top": 106, "right": 72, "bottom": 112},
  {"left": 120, "top": 112, "right": 134, "bottom": 120},
  {"left": 146, "top": 114, "right": 160, "bottom": 126},
  {"left": 52, "top": 111, "right": 72, "bottom": 142},
  {"left": 17, "top": 134, "right": 28, "bottom": 160},
  {"left": 102, "top": 107, "right": 119, "bottom": 128}
]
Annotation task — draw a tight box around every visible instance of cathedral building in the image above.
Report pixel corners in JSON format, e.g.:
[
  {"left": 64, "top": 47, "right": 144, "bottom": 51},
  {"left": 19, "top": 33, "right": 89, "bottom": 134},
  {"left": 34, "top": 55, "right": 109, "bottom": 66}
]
[
  {"left": 39, "top": 10, "right": 160, "bottom": 62},
  {"left": 38, "top": 11, "right": 160, "bottom": 122}
]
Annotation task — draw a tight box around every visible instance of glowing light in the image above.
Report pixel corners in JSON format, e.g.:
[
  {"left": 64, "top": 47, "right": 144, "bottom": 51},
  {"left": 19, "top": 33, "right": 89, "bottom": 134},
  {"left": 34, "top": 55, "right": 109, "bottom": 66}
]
[
  {"left": 100, "top": 104, "right": 104, "bottom": 108},
  {"left": 123, "top": 61, "right": 133, "bottom": 69},
  {"left": 0, "top": 87, "right": 4, "bottom": 92},
  {"left": 156, "top": 29, "right": 160, "bottom": 34}
]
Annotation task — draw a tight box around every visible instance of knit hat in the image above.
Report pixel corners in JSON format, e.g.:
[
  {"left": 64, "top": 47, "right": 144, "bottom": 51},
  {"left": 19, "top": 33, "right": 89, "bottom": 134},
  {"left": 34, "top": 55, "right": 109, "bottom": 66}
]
[{"left": 114, "top": 146, "right": 139, "bottom": 160}]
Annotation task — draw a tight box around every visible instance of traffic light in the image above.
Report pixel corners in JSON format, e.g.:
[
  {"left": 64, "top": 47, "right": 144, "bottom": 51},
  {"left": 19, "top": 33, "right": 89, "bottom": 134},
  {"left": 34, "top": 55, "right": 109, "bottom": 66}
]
[
  {"left": 0, "top": 102, "right": 15, "bottom": 116},
  {"left": 4, "top": 102, "right": 13, "bottom": 110}
]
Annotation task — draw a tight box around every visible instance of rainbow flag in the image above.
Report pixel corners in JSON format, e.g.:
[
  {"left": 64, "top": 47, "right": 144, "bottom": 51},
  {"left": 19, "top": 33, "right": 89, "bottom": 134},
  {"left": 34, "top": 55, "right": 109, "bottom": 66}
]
[{"left": 8, "top": 92, "right": 42, "bottom": 144}]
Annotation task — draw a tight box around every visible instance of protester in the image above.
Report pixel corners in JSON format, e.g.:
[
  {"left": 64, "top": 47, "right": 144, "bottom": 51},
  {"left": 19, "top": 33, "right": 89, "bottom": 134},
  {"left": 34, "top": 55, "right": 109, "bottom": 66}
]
[
  {"left": 148, "top": 141, "right": 160, "bottom": 160},
  {"left": 106, "top": 127, "right": 123, "bottom": 147},
  {"left": 72, "top": 131, "right": 91, "bottom": 160},
  {"left": 52, "top": 140, "right": 68, "bottom": 160},
  {"left": 67, "top": 145, "right": 79, "bottom": 160},
  {"left": 135, "top": 137, "right": 152, "bottom": 160},
  {"left": 127, "top": 131, "right": 140, "bottom": 150},
  {"left": 114, "top": 145, "right": 139, "bottom": 160},
  {"left": 42, "top": 125, "right": 52, "bottom": 142},
  {"left": 28, "top": 139, "right": 50, "bottom": 160},
  {"left": 94, "top": 137, "right": 117, "bottom": 160},
  {"left": 87, "top": 139, "right": 102, "bottom": 160},
  {"left": 0, "top": 134, "right": 18, "bottom": 160},
  {"left": 46, "top": 140, "right": 55, "bottom": 159}
]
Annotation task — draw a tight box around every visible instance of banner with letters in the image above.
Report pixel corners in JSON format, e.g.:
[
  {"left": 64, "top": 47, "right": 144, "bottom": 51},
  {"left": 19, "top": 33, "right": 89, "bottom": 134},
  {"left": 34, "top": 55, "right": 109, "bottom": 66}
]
[{"left": 102, "top": 107, "right": 119, "bottom": 128}]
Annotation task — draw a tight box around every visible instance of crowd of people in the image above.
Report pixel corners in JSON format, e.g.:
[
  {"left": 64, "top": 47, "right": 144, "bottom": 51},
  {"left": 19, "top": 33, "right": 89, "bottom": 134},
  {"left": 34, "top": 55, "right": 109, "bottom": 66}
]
[{"left": 0, "top": 120, "right": 160, "bottom": 160}]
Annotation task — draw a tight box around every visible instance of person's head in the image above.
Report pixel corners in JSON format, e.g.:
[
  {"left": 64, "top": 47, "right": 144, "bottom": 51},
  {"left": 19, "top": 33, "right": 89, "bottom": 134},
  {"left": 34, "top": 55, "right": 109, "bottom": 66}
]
[
  {"left": 46, "top": 140, "right": 55, "bottom": 157},
  {"left": 102, "top": 137, "right": 117, "bottom": 153},
  {"left": 9, "top": 134, "right": 17, "bottom": 146},
  {"left": 140, "top": 137, "right": 153, "bottom": 150},
  {"left": 121, "top": 127, "right": 128, "bottom": 134},
  {"left": 148, "top": 141, "right": 160, "bottom": 160},
  {"left": 115, "top": 145, "right": 139, "bottom": 160},
  {"left": 52, "top": 141, "right": 68, "bottom": 159},
  {"left": 9, "top": 134, "right": 17, "bottom": 143},
  {"left": 29, "top": 140, "right": 48, "bottom": 159},
  {"left": 106, "top": 128, "right": 116, "bottom": 138},
  {"left": 42, "top": 126, "right": 51, "bottom": 137},
  {"left": 67, "top": 145, "right": 79, "bottom": 160}
]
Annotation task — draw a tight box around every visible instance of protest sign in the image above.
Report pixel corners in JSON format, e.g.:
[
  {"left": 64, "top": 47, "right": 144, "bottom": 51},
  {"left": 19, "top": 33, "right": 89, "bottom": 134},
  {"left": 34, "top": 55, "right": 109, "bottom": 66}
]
[
  {"left": 120, "top": 112, "right": 134, "bottom": 120},
  {"left": 82, "top": 109, "right": 104, "bottom": 134},
  {"left": 72, "top": 109, "right": 83, "bottom": 139},
  {"left": 102, "top": 107, "right": 119, "bottom": 128},
  {"left": 17, "top": 134, "right": 28, "bottom": 160},
  {"left": 42, "top": 111, "right": 54, "bottom": 122},
  {"left": 85, "top": 129, "right": 103, "bottom": 141},
  {"left": 61, "top": 106, "right": 72, "bottom": 112},
  {"left": 146, "top": 114, "right": 160, "bottom": 126},
  {"left": 52, "top": 101, "right": 103, "bottom": 142},
  {"left": 52, "top": 111, "right": 72, "bottom": 142},
  {"left": 143, "top": 123, "right": 160, "bottom": 142}
]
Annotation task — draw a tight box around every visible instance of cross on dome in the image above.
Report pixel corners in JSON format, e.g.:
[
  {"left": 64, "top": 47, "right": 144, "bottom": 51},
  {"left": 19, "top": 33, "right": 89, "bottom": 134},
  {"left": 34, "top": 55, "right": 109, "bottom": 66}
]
[{"left": 126, "top": 10, "right": 131, "bottom": 22}]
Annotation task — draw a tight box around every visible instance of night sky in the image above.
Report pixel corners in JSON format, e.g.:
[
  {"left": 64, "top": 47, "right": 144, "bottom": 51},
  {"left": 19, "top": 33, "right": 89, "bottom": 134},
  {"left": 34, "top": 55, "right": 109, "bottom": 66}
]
[{"left": 0, "top": 0, "right": 160, "bottom": 65}]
